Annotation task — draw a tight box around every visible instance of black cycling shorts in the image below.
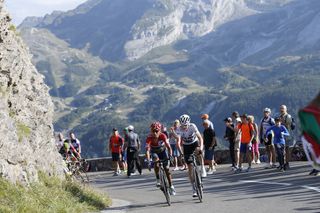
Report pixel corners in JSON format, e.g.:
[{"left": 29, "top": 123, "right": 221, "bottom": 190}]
[{"left": 183, "top": 141, "right": 200, "bottom": 164}]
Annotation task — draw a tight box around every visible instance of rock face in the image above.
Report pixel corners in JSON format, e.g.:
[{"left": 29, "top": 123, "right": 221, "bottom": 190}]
[{"left": 0, "top": 0, "right": 63, "bottom": 184}]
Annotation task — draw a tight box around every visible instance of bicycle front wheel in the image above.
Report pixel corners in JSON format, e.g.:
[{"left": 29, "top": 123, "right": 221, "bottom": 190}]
[
  {"left": 160, "top": 168, "right": 171, "bottom": 206},
  {"left": 194, "top": 166, "right": 203, "bottom": 202}
]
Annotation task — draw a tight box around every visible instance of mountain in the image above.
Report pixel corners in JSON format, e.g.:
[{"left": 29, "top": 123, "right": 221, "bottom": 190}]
[
  {"left": 18, "top": 0, "right": 320, "bottom": 157},
  {"left": 0, "top": 0, "right": 63, "bottom": 183}
]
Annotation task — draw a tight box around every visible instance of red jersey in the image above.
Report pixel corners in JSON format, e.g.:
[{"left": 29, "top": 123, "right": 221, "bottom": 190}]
[
  {"left": 146, "top": 133, "right": 168, "bottom": 151},
  {"left": 109, "top": 135, "right": 123, "bottom": 153},
  {"left": 237, "top": 123, "right": 254, "bottom": 144}
]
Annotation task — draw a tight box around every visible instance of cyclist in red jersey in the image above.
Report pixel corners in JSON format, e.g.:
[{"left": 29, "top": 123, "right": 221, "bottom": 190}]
[{"left": 146, "top": 121, "right": 176, "bottom": 195}]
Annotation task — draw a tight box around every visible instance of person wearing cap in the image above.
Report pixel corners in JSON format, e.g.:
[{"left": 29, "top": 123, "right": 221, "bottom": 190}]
[
  {"left": 259, "top": 108, "right": 276, "bottom": 169},
  {"left": 109, "top": 128, "right": 124, "bottom": 176},
  {"left": 224, "top": 117, "right": 236, "bottom": 168},
  {"left": 124, "top": 125, "right": 142, "bottom": 177},
  {"left": 266, "top": 117, "right": 290, "bottom": 172},
  {"left": 203, "top": 119, "right": 217, "bottom": 174},
  {"left": 279, "top": 105, "right": 294, "bottom": 169},
  {"left": 235, "top": 114, "right": 255, "bottom": 173},
  {"left": 201, "top": 114, "right": 214, "bottom": 130}
]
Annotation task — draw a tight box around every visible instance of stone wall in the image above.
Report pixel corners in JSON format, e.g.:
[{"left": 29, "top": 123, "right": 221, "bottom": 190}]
[{"left": 0, "top": 0, "right": 64, "bottom": 184}]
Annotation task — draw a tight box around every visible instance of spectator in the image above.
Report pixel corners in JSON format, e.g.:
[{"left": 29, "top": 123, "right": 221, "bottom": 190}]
[
  {"left": 248, "top": 115, "right": 261, "bottom": 164},
  {"left": 201, "top": 114, "right": 214, "bottom": 130},
  {"left": 124, "top": 125, "right": 142, "bottom": 177},
  {"left": 236, "top": 114, "right": 254, "bottom": 173},
  {"left": 259, "top": 108, "right": 277, "bottom": 169},
  {"left": 69, "top": 132, "right": 81, "bottom": 157},
  {"left": 203, "top": 120, "right": 217, "bottom": 174},
  {"left": 224, "top": 117, "right": 236, "bottom": 168},
  {"left": 109, "top": 128, "right": 124, "bottom": 176},
  {"left": 169, "top": 120, "right": 182, "bottom": 171},
  {"left": 234, "top": 117, "right": 242, "bottom": 170},
  {"left": 279, "top": 105, "right": 294, "bottom": 169},
  {"left": 56, "top": 133, "right": 64, "bottom": 152},
  {"left": 266, "top": 117, "right": 290, "bottom": 172}
]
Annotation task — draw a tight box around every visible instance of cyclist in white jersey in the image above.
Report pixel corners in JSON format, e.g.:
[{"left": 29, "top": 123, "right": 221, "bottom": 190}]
[{"left": 171, "top": 114, "right": 206, "bottom": 197}]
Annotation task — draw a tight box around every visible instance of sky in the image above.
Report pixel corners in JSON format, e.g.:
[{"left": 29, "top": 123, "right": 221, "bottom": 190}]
[{"left": 5, "top": 0, "right": 87, "bottom": 25}]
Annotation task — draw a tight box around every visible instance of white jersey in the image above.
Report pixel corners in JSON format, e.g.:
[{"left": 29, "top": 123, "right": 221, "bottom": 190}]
[{"left": 176, "top": 123, "right": 200, "bottom": 145}]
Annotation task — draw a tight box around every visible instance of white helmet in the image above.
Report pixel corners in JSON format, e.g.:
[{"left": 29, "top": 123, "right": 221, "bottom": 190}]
[
  {"left": 127, "top": 125, "right": 134, "bottom": 131},
  {"left": 179, "top": 114, "right": 191, "bottom": 125}
]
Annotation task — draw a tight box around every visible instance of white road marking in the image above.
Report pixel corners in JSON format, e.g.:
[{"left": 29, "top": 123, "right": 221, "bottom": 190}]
[
  {"left": 240, "top": 180, "right": 292, "bottom": 186},
  {"left": 240, "top": 180, "right": 320, "bottom": 194},
  {"left": 301, "top": 186, "right": 320, "bottom": 193}
]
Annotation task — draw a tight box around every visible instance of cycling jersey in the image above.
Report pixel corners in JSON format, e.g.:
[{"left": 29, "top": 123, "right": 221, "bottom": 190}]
[
  {"left": 146, "top": 133, "right": 167, "bottom": 153},
  {"left": 71, "top": 138, "right": 80, "bottom": 152},
  {"left": 176, "top": 123, "right": 200, "bottom": 145}
]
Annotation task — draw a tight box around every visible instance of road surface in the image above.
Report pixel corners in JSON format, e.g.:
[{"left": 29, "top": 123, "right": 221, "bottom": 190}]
[{"left": 90, "top": 162, "right": 320, "bottom": 213}]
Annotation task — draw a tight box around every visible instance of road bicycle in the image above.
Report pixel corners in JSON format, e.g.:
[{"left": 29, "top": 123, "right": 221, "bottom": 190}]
[
  {"left": 154, "top": 159, "right": 171, "bottom": 206},
  {"left": 66, "top": 158, "right": 90, "bottom": 184},
  {"left": 190, "top": 153, "right": 203, "bottom": 202}
]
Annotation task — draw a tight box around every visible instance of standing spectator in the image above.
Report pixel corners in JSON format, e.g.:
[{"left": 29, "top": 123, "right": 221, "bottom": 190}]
[
  {"left": 201, "top": 114, "right": 214, "bottom": 130},
  {"left": 109, "top": 128, "right": 124, "bottom": 176},
  {"left": 56, "top": 133, "right": 64, "bottom": 152},
  {"left": 70, "top": 132, "right": 81, "bottom": 157},
  {"left": 224, "top": 117, "right": 236, "bottom": 168},
  {"left": 120, "top": 128, "right": 128, "bottom": 173},
  {"left": 266, "top": 117, "right": 290, "bottom": 172},
  {"left": 279, "top": 105, "right": 294, "bottom": 169},
  {"left": 124, "top": 125, "right": 142, "bottom": 177},
  {"left": 236, "top": 114, "right": 254, "bottom": 173},
  {"left": 259, "top": 108, "right": 276, "bottom": 169},
  {"left": 203, "top": 120, "right": 217, "bottom": 174},
  {"left": 232, "top": 111, "right": 241, "bottom": 170},
  {"left": 248, "top": 115, "right": 261, "bottom": 164},
  {"left": 169, "top": 120, "right": 181, "bottom": 171}
]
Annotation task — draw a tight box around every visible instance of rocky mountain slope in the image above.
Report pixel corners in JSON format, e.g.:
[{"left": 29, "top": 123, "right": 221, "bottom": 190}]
[
  {"left": 0, "top": 0, "right": 63, "bottom": 183},
  {"left": 18, "top": 0, "right": 320, "bottom": 157}
]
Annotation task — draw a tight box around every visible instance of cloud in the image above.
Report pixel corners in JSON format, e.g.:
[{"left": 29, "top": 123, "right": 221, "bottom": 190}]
[{"left": 5, "top": 0, "right": 87, "bottom": 25}]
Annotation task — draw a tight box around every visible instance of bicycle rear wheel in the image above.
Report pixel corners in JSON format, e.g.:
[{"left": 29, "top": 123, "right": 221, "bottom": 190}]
[
  {"left": 194, "top": 166, "right": 203, "bottom": 202},
  {"left": 160, "top": 168, "right": 171, "bottom": 206}
]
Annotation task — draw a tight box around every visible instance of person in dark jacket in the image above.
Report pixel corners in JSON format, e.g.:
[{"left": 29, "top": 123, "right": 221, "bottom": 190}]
[
  {"left": 124, "top": 125, "right": 142, "bottom": 177},
  {"left": 224, "top": 117, "right": 235, "bottom": 168}
]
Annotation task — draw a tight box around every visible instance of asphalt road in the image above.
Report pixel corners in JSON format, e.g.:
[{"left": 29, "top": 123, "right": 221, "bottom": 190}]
[{"left": 90, "top": 162, "right": 320, "bottom": 213}]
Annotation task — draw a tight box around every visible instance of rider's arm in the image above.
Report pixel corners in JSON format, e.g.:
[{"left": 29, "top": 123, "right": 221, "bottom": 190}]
[
  {"left": 196, "top": 131, "right": 204, "bottom": 150},
  {"left": 176, "top": 137, "right": 183, "bottom": 155}
]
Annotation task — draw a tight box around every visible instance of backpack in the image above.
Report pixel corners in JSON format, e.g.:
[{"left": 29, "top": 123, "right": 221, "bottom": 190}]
[{"left": 285, "top": 114, "right": 296, "bottom": 130}]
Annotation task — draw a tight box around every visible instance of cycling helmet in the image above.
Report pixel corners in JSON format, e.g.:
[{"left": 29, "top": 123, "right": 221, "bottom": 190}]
[
  {"left": 127, "top": 125, "right": 134, "bottom": 131},
  {"left": 150, "top": 121, "right": 162, "bottom": 132},
  {"left": 264, "top": 108, "right": 271, "bottom": 113},
  {"left": 201, "top": 114, "right": 209, "bottom": 119},
  {"left": 179, "top": 114, "right": 191, "bottom": 125}
]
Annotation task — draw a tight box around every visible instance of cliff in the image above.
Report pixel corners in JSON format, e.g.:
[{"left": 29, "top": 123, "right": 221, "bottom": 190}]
[{"left": 0, "top": 0, "right": 63, "bottom": 184}]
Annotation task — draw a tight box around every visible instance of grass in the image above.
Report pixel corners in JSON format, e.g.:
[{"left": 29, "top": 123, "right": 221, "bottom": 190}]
[
  {"left": 16, "top": 123, "right": 31, "bottom": 142},
  {"left": 0, "top": 172, "right": 111, "bottom": 213}
]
